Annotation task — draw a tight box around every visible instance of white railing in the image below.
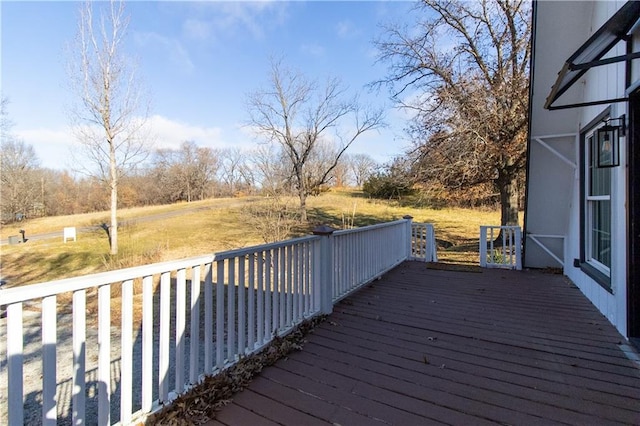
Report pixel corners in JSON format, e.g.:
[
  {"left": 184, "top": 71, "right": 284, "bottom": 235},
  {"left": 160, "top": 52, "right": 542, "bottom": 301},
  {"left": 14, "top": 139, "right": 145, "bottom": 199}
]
[
  {"left": 331, "top": 220, "right": 410, "bottom": 303},
  {"left": 0, "top": 218, "right": 422, "bottom": 425},
  {"left": 410, "top": 222, "right": 438, "bottom": 262},
  {"left": 479, "top": 225, "right": 522, "bottom": 270}
]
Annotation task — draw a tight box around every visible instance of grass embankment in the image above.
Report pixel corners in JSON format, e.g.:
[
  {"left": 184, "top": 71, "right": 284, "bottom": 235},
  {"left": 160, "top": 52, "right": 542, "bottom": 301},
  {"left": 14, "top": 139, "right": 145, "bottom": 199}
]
[{"left": 0, "top": 190, "right": 503, "bottom": 287}]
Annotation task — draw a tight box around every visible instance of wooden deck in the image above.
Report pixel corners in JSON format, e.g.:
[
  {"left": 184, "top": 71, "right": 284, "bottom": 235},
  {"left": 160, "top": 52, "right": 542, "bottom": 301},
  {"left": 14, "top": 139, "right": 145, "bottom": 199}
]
[{"left": 209, "top": 261, "right": 640, "bottom": 425}]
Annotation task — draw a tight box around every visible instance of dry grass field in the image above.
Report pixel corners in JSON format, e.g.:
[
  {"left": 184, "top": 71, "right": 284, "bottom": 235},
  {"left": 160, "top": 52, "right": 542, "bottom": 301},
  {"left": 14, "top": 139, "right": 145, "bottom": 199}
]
[{"left": 0, "top": 190, "right": 509, "bottom": 287}]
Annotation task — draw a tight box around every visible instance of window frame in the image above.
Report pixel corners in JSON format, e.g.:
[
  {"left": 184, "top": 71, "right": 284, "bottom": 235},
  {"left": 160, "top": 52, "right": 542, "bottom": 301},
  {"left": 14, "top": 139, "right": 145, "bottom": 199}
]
[{"left": 579, "top": 109, "right": 613, "bottom": 291}]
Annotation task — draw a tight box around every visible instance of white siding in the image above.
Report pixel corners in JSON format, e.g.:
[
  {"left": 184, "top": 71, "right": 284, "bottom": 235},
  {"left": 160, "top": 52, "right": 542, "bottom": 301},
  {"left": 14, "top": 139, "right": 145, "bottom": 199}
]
[{"left": 526, "top": 1, "right": 635, "bottom": 337}]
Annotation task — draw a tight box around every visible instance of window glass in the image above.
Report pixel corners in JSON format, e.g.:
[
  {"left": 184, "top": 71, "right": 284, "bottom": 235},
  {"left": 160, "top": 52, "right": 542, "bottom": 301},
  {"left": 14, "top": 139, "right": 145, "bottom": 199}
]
[
  {"left": 585, "top": 132, "right": 612, "bottom": 272},
  {"left": 589, "top": 135, "right": 611, "bottom": 196}
]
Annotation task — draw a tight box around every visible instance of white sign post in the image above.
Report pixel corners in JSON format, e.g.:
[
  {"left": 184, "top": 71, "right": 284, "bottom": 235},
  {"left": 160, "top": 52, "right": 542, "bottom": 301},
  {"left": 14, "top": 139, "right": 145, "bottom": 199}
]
[{"left": 63, "top": 227, "right": 77, "bottom": 243}]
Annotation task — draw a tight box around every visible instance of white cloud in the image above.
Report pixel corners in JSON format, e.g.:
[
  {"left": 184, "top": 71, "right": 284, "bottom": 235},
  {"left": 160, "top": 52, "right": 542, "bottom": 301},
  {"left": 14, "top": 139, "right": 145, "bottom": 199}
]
[
  {"left": 181, "top": 2, "right": 289, "bottom": 42},
  {"left": 16, "top": 127, "right": 72, "bottom": 146},
  {"left": 133, "top": 31, "right": 195, "bottom": 74},
  {"left": 300, "top": 43, "right": 325, "bottom": 57},
  {"left": 150, "top": 115, "right": 263, "bottom": 153},
  {"left": 183, "top": 18, "right": 213, "bottom": 41},
  {"left": 336, "top": 20, "right": 360, "bottom": 39},
  {"left": 148, "top": 115, "right": 223, "bottom": 150},
  {"left": 16, "top": 116, "right": 254, "bottom": 170},
  {"left": 15, "top": 126, "right": 79, "bottom": 170},
  {"left": 219, "top": 2, "right": 289, "bottom": 39}
]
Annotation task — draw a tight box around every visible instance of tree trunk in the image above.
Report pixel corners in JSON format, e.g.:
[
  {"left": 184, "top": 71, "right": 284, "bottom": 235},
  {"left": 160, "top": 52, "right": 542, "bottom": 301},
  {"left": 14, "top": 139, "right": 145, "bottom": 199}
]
[
  {"left": 110, "top": 143, "right": 118, "bottom": 255},
  {"left": 498, "top": 172, "right": 519, "bottom": 227},
  {"left": 110, "top": 180, "right": 118, "bottom": 255},
  {"left": 298, "top": 189, "right": 308, "bottom": 223}
]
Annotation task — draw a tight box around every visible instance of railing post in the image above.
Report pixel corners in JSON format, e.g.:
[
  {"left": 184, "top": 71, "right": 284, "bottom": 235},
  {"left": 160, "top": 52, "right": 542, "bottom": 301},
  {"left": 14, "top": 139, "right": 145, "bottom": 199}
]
[
  {"left": 479, "top": 226, "right": 488, "bottom": 268},
  {"left": 403, "top": 215, "right": 413, "bottom": 260},
  {"left": 313, "top": 225, "right": 335, "bottom": 315},
  {"left": 515, "top": 227, "right": 523, "bottom": 270},
  {"left": 426, "top": 224, "right": 437, "bottom": 262}
]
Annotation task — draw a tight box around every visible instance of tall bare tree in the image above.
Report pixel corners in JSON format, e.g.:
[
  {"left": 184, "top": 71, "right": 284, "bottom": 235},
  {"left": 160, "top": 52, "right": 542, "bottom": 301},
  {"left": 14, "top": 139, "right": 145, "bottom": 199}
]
[
  {"left": 0, "top": 97, "right": 42, "bottom": 222},
  {"left": 220, "top": 147, "right": 253, "bottom": 196},
  {"left": 0, "top": 96, "right": 11, "bottom": 140},
  {"left": 375, "top": 0, "right": 530, "bottom": 225},
  {"left": 151, "top": 142, "right": 220, "bottom": 203},
  {"left": 246, "top": 59, "right": 385, "bottom": 221},
  {"left": 250, "top": 144, "right": 291, "bottom": 196},
  {"left": 68, "top": 0, "right": 150, "bottom": 254},
  {"left": 349, "top": 153, "right": 378, "bottom": 187},
  {"left": 174, "top": 141, "right": 220, "bottom": 202}
]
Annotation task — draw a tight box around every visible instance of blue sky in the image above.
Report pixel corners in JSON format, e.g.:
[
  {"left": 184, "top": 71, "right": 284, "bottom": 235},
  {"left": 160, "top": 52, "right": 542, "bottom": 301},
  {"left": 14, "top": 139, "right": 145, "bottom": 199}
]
[{"left": 2, "top": 1, "right": 416, "bottom": 170}]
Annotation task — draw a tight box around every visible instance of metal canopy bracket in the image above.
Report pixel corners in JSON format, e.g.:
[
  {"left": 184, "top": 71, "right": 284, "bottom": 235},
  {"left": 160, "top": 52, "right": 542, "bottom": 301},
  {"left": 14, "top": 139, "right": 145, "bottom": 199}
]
[{"left": 544, "top": 1, "right": 640, "bottom": 110}]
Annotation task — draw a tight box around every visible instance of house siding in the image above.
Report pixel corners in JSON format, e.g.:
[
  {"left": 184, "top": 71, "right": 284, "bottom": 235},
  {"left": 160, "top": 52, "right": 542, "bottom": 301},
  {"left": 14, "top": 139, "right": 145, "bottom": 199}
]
[{"left": 526, "top": 1, "right": 635, "bottom": 338}]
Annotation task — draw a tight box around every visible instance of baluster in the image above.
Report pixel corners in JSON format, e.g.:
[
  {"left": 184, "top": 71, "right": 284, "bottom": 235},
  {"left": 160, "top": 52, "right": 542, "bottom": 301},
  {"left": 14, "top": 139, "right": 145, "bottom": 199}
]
[
  {"left": 190, "top": 265, "right": 201, "bottom": 384},
  {"left": 73, "top": 290, "right": 87, "bottom": 424},
  {"left": 120, "top": 279, "right": 134, "bottom": 424},
  {"left": 142, "top": 275, "right": 154, "bottom": 412},
  {"left": 98, "top": 284, "right": 111, "bottom": 424},
  {"left": 159, "top": 272, "right": 170, "bottom": 402},
  {"left": 227, "top": 258, "right": 236, "bottom": 361},
  {"left": 216, "top": 261, "right": 225, "bottom": 369},
  {"left": 265, "top": 250, "right": 272, "bottom": 340},
  {"left": 176, "top": 269, "right": 187, "bottom": 392},
  {"left": 280, "top": 245, "right": 287, "bottom": 329},
  {"left": 248, "top": 253, "right": 256, "bottom": 350},
  {"left": 292, "top": 244, "right": 299, "bottom": 323},
  {"left": 204, "top": 263, "right": 214, "bottom": 373},
  {"left": 257, "top": 252, "right": 264, "bottom": 346},
  {"left": 272, "top": 248, "right": 280, "bottom": 333},
  {"left": 7, "top": 303, "right": 24, "bottom": 425},
  {"left": 238, "top": 256, "right": 246, "bottom": 356},
  {"left": 42, "top": 295, "right": 57, "bottom": 425}
]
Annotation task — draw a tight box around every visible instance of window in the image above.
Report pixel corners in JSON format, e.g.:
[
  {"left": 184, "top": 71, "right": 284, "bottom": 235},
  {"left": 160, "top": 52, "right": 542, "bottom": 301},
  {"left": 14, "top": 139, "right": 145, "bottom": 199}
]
[
  {"left": 586, "top": 133, "right": 611, "bottom": 270},
  {"left": 581, "top": 117, "right": 612, "bottom": 289}
]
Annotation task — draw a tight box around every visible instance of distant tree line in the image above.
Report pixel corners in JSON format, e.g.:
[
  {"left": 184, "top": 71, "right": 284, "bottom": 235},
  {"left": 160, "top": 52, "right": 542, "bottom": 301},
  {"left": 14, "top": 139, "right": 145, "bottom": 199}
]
[{"left": 0, "top": 126, "right": 379, "bottom": 224}]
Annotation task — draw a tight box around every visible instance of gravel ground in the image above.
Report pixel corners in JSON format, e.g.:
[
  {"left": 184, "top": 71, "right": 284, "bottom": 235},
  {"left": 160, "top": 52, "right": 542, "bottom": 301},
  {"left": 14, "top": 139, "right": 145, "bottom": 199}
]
[
  {"left": 0, "top": 304, "right": 138, "bottom": 425},
  {"left": 0, "top": 297, "right": 212, "bottom": 425},
  {"left": 0, "top": 282, "right": 279, "bottom": 425}
]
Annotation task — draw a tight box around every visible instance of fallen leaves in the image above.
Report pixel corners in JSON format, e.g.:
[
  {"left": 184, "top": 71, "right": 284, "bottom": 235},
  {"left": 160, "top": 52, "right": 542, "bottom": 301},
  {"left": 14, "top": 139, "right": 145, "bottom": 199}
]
[{"left": 146, "top": 315, "right": 327, "bottom": 425}]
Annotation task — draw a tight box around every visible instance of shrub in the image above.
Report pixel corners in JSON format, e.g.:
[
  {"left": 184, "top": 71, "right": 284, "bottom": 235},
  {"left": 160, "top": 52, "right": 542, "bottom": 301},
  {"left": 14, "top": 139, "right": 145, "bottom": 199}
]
[{"left": 362, "top": 171, "right": 415, "bottom": 199}]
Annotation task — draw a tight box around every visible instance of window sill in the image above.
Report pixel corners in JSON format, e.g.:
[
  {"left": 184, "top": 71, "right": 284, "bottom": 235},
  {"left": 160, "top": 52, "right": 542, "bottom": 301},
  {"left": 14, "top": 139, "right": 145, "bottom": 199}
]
[{"left": 578, "top": 261, "right": 613, "bottom": 293}]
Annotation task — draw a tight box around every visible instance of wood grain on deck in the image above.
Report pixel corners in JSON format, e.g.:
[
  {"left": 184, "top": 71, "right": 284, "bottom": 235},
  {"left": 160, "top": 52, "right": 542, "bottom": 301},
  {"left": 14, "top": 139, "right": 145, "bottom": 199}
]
[{"left": 210, "top": 261, "right": 640, "bottom": 425}]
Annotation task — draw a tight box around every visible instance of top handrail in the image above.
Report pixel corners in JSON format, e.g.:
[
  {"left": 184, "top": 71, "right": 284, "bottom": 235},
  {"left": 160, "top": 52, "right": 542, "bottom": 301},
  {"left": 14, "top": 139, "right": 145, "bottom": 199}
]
[
  {"left": 0, "top": 254, "right": 215, "bottom": 305},
  {"left": 0, "top": 235, "right": 322, "bottom": 306},
  {"left": 212, "top": 235, "right": 320, "bottom": 261},
  {"left": 333, "top": 219, "right": 406, "bottom": 236},
  {"left": 0, "top": 222, "right": 409, "bottom": 306}
]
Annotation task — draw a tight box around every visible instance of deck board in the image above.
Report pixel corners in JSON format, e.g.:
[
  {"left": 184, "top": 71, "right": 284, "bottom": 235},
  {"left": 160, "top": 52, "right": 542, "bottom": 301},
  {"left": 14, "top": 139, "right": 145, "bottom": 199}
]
[{"left": 210, "top": 262, "right": 640, "bottom": 425}]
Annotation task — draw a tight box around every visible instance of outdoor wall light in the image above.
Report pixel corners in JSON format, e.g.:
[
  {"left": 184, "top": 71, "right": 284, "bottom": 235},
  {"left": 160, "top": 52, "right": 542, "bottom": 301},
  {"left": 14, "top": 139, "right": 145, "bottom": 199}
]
[{"left": 596, "top": 114, "right": 624, "bottom": 168}]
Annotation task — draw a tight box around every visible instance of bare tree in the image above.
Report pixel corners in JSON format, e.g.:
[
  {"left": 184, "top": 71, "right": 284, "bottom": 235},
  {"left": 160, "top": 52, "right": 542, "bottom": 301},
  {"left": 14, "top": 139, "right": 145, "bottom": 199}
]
[
  {"left": 0, "top": 96, "right": 11, "bottom": 141},
  {"left": 174, "top": 141, "right": 220, "bottom": 202},
  {"left": 68, "top": 0, "right": 150, "bottom": 254},
  {"left": 0, "top": 98, "right": 42, "bottom": 222},
  {"left": 244, "top": 197, "right": 299, "bottom": 243},
  {"left": 250, "top": 144, "right": 291, "bottom": 196},
  {"left": 375, "top": 0, "right": 530, "bottom": 225},
  {"left": 219, "top": 147, "right": 253, "bottom": 196},
  {"left": 331, "top": 154, "right": 351, "bottom": 188},
  {"left": 349, "top": 153, "right": 378, "bottom": 187},
  {"left": 151, "top": 141, "right": 220, "bottom": 203},
  {"left": 246, "top": 59, "right": 385, "bottom": 221}
]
